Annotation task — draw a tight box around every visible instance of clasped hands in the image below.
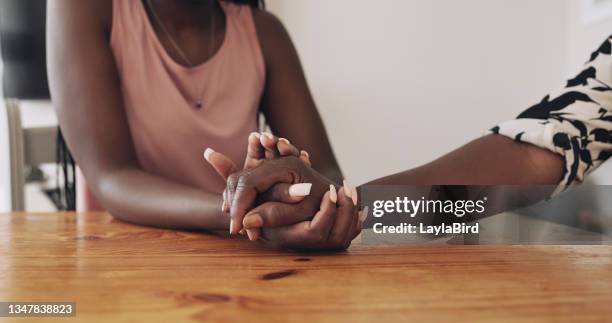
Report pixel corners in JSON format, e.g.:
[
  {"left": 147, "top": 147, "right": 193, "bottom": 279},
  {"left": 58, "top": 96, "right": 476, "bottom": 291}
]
[{"left": 204, "top": 132, "right": 363, "bottom": 251}]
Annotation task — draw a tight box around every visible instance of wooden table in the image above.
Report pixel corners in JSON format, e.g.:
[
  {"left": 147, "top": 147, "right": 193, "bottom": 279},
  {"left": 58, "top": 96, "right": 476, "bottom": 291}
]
[{"left": 2, "top": 212, "right": 612, "bottom": 322}]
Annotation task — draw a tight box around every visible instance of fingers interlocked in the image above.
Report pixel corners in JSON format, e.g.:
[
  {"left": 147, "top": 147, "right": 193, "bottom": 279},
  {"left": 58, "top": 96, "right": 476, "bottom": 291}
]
[{"left": 204, "top": 132, "right": 362, "bottom": 250}]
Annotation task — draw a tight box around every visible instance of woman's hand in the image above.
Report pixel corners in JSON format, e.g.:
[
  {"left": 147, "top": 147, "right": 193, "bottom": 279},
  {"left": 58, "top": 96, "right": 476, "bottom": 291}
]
[
  {"left": 205, "top": 132, "right": 310, "bottom": 182},
  {"left": 259, "top": 186, "right": 362, "bottom": 251},
  {"left": 244, "top": 132, "right": 311, "bottom": 169},
  {"left": 221, "top": 156, "right": 358, "bottom": 235},
  {"left": 205, "top": 134, "right": 362, "bottom": 250},
  {"left": 204, "top": 132, "right": 312, "bottom": 239}
]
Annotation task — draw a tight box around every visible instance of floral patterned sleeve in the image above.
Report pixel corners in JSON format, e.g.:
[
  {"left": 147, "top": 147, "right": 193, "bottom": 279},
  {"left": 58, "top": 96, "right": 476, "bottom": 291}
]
[{"left": 490, "top": 35, "right": 612, "bottom": 194}]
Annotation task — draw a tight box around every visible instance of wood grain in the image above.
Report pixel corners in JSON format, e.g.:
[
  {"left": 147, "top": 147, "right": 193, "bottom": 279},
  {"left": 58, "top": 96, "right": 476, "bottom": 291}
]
[{"left": 1, "top": 212, "right": 611, "bottom": 323}]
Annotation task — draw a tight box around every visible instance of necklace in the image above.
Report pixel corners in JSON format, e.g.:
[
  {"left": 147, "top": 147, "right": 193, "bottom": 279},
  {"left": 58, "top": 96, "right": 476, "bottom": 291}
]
[{"left": 146, "top": 0, "right": 216, "bottom": 109}]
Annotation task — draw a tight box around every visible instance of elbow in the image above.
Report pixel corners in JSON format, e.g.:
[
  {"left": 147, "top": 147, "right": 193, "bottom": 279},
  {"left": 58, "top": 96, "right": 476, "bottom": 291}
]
[
  {"left": 88, "top": 168, "right": 134, "bottom": 220},
  {"left": 523, "top": 143, "right": 565, "bottom": 185}
]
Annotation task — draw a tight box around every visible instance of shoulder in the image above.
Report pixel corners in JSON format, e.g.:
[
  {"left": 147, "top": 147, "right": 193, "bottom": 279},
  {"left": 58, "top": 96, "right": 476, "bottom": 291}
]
[
  {"left": 251, "top": 8, "right": 287, "bottom": 35},
  {"left": 47, "top": 0, "right": 112, "bottom": 36},
  {"left": 250, "top": 9, "right": 294, "bottom": 62}
]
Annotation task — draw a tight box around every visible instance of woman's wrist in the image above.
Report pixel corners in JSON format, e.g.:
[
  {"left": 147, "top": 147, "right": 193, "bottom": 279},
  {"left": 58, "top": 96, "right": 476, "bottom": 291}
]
[{"left": 194, "top": 194, "right": 231, "bottom": 230}]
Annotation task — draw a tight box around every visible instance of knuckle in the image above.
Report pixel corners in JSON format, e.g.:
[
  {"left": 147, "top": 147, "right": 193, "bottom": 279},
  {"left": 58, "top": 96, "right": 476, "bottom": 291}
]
[
  {"left": 227, "top": 173, "right": 239, "bottom": 188},
  {"left": 306, "top": 229, "right": 325, "bottom": 245},
  {"left": 264, "top": 205, "right": 282, "bottom": 225},
  {"left": 273, "top": 185, "right": 289, "bottom": 201},
  {"left": 236, "top": 174, "right": 252, "bottom": 190}
]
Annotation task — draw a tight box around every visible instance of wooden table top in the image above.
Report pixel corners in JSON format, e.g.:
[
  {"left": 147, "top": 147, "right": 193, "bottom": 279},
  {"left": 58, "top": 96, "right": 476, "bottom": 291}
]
[{"left": 2, "top": 212, "right": 611, "bottom": 323}]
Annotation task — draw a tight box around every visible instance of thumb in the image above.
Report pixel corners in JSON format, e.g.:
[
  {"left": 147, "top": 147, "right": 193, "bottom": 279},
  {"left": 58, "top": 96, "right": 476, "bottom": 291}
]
[{"left": 204, "top": 148, "right": 238, "bottom": 180}]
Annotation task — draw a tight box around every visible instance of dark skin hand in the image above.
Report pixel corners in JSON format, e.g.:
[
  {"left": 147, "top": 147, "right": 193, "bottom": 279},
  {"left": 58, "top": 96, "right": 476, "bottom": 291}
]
[
  {"left": 47, "top": 0, "right": 341, "bottom": 230},
  {"left": 253, "top": 9, "right": 343, "bottom": 184},
  {"left": 225, "top": 156, "right": 336, "bottom": 234},
  {"left": 206, "top": 131, "right": 316, "bottom": 240},
  {"left": 262, "top": 187, "right": 361, "bottom": 251},
  {"left": 206, "top": 149, "right": 361, "bottom": 250},
  {"left": 222, "top": 134, "right": 565, "bottom": 243}
]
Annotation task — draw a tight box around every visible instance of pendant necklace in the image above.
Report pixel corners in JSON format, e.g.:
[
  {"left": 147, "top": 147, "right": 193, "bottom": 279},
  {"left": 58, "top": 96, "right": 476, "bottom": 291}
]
[{"left": 147, "top": 0, "right": 216, "bottom": 109}]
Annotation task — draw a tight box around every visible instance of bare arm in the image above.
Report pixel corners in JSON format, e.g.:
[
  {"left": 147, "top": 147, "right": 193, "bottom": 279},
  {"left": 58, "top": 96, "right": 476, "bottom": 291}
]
[
  {"left": 253, "top": 10, "right": 343, "bottom": 184},
  {"left": 219, "top": 135, "right": 565, "bottom": 238},
  {"left": 368, "top": 134, "right": 565, "bottom": 185},
  {"left": 368, "top": 35, "right": 612, "bottom": 187},
  {"left": 217, "top": 35, "right": 612, "bottom": 245},
  {"left": 47, "top": 0, "right": 227, "bottom": 230}
]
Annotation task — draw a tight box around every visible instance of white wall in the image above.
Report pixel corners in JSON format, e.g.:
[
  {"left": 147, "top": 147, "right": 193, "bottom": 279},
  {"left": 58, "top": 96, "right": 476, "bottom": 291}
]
[
  {"left": 567, "top": 0, "right": 612, "bottom": 72},
  {"left": 267, "top": 0, "right": 572, "bottom": 184}
]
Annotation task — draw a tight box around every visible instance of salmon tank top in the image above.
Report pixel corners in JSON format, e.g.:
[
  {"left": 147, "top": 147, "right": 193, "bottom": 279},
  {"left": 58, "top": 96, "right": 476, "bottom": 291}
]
[{"left": 76, "top": 0, "right": 264, "bottom": 211}]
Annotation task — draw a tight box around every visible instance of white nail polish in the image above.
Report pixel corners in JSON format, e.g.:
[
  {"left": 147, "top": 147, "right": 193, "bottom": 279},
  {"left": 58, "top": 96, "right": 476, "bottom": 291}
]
[
  {"left": 343, "top": 179, "right": 353, "bottom": 199},
  {"left": 289, "top": 183, "right": 312, "bottom": 197},
  {"left": 263, "top": 132, "right": 274, "bottom": 140},
  {"left": 203, "top": 148, "right": 214, "bottom": 162},
  {"left": 329, "top": 185, "right": 337, "bottom": 203},
  {"left": 249, "top": 132, "right": 261, "bottom": 139},
  {"left": 246, "top": 229, "right": 255, "bottom": 241},
  {"left": 279, "top": 137, "right": 290, "bottom": 144},
  {"left": 360, "top": 206, "right": 369, "bottom": 222},
  {"left": 301, "top": 150, "right": 310, "bottom": 159}
]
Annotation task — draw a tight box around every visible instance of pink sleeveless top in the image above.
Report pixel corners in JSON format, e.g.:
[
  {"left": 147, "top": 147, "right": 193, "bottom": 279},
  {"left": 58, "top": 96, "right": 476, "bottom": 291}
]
[{"left": 77, "top": 0, "right": 264, "bottom": 211}]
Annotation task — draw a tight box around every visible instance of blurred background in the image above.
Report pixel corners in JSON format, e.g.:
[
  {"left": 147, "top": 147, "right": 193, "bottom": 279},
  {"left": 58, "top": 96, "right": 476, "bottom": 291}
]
[
  {"left": 266, "top": 0, "right": 612, "bottom": 184},
  {"left": 1, "top": 0, "right": 611, "bottom": 228}
]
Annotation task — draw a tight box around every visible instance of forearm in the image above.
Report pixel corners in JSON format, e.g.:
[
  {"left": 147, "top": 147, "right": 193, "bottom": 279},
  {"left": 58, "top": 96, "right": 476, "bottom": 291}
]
[
  {"left": 367, "top": 134, "right": 564, "bottom": 186},
  {"left": 93, "top": 168, "right": 228, "bottom": 230}
]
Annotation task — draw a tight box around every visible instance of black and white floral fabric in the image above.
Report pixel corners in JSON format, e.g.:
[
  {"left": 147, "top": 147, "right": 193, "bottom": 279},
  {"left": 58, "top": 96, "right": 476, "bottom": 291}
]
[{"left": 491, "top": 34, "right": 612, "bottom": 194}]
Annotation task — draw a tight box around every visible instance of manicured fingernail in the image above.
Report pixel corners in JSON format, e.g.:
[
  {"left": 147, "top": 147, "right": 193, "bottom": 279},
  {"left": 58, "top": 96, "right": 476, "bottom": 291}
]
[
  {"left": 263, "top": 132, "right": 274, "bottom": 140},
  {"left": 360, "top": 206, "right": 369, "bottom": 222},
  {"left": 203, "top": 148, "right": 214, "bottom": 162},
  {"left": 289, "top": 183, "right": 312, "bottom": 197},
  {"left": 329, "top": 185, "right": 337, "bottom": 204},
  {"left": 246, "top": 229, "right": 260, "bottom": 241},
  {"left": 243, "top": 213, "right": 263, "bottom": 228},
  {"left": 253, "top": 229, "right": 260, "bottom": 241},
  {"left": 246, "top": 229, "right": 255, "bottom": 241},
  {"left": 351, "top": 186, "right": 358, "bottom": 205},
  {"left": 279, "top": 137, "right": 290, "bottom": 144},
  {"left": 300, "top": 150, "right": 310, "bottom": 159},
  {"left": 343, "top": 179, "right": 353, "bottom": 199},
  {"left": 229, "top": 219, "right": 235, "bottom": 234},
  {"left": 249, "top": 132, "right": 261, "bottom": 139}
]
